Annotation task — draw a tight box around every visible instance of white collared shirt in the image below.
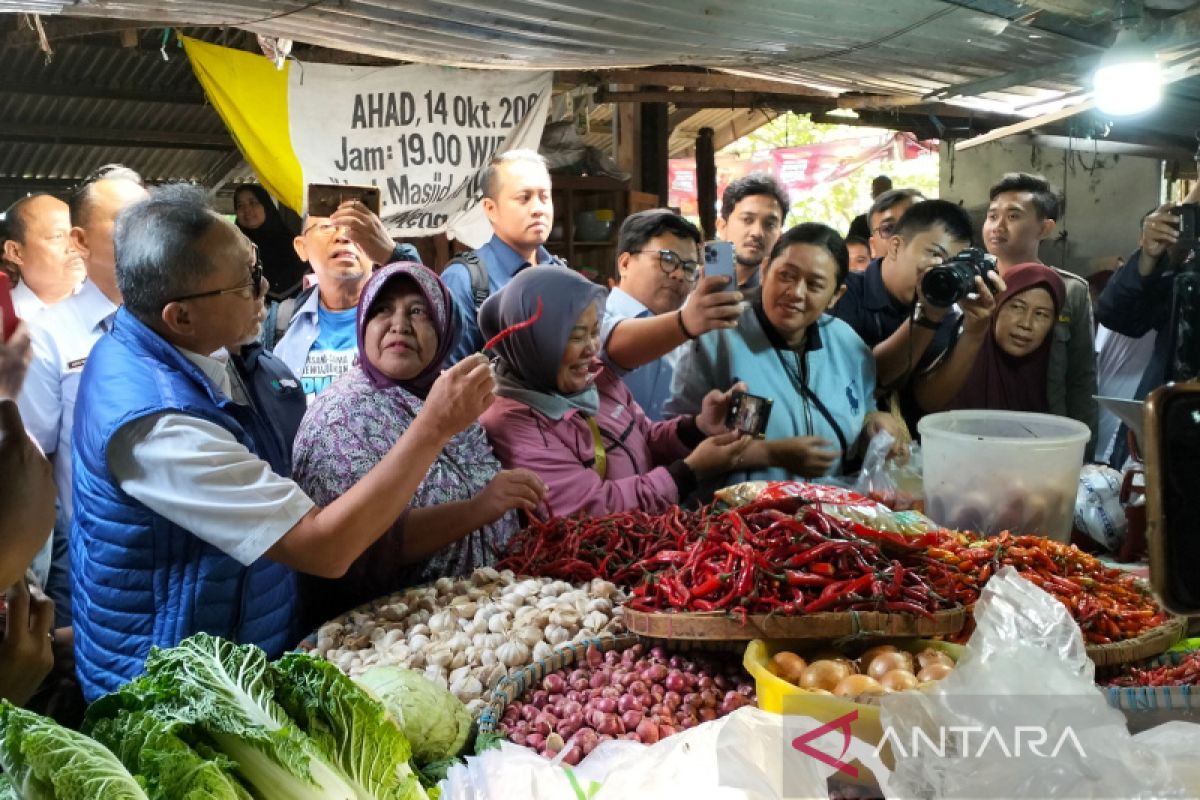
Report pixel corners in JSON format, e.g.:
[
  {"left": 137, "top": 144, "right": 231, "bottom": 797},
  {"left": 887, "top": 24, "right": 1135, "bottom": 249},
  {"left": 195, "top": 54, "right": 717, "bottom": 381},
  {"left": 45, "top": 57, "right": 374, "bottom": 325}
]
[
  {"left": 11, "top": 280, "right": 47, "bottom": 319},
  {"left": 104, "top": 345, "right": 314, "bottom": 566},
  {"left": 17, "top": 280, "right": 118, "bottom": 521}
]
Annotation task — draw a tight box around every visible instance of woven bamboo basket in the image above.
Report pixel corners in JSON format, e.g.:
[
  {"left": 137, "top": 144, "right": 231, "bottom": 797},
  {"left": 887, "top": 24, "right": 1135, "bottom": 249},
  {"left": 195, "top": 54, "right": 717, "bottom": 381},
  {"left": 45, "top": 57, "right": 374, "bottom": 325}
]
[
  {"left": 477, "top": 633, "right": 640, "bottom": 735},
  {"left": 622, "top": 605, "right": 965, "bottom": 642},
  {"left": 1085, "top": 615, "right": 1187, "bottom": 667},
  {"left": 1105, "top": 649, "right": 1200, "bottom": 714}
]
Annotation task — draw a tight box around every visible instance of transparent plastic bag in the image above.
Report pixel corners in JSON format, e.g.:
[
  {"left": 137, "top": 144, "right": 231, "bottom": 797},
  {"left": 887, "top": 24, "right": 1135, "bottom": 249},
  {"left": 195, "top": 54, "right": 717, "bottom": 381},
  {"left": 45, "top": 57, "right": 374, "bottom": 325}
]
[
  {"left": 853, "top": 430, "right": 923, "bottom": 512},
  {"left": 880, "top": 567, "right": 1199, "bottom": 799},
  {"left": 440, "top": 707, "right": 891, "bottom": 799}
]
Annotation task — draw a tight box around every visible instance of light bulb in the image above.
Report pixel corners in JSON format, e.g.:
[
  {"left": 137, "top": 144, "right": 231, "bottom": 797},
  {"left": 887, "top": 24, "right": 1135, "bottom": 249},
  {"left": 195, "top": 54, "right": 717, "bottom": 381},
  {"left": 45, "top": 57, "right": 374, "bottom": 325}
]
[{"left": 1093, "top": 29, "right": 1161, "bottom": 116}]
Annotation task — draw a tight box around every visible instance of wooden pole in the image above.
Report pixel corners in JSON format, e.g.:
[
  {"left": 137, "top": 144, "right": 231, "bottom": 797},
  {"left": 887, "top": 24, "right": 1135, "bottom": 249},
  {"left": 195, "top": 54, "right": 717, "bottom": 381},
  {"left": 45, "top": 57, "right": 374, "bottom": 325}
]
[{"left": 696, "top": 127, "right": 717, "bottom": 240}]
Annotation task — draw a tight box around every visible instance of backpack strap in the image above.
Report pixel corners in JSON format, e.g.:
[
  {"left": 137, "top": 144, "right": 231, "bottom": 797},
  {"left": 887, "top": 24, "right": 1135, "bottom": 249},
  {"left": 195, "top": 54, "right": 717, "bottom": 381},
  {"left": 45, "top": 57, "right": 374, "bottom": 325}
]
[{"left": 447, "top": 250, "right": 491, "bottom": 311}]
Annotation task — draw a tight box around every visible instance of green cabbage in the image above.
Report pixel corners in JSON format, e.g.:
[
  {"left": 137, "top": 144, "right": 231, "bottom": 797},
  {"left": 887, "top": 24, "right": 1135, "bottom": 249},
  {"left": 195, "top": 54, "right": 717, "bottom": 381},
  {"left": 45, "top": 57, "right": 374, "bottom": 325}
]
[
  {"left": 271, "top": 653, "right": 428, "bottom": 800},
  {"left": 88, "top": 709, "right": 252, "bottom": 800},
  {"left": 0, "top": 701, "right": 149, "bottom": 799},
  {"left": 354, "top": 667, "right": 473, "bottom": 765}
]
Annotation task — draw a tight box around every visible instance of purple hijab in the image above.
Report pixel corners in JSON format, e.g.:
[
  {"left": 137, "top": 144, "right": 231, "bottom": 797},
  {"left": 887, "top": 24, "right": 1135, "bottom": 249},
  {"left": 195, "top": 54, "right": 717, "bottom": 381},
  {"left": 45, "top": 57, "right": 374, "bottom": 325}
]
[{"left": 356, "top": 261, "right": 458, "bottom": 398}]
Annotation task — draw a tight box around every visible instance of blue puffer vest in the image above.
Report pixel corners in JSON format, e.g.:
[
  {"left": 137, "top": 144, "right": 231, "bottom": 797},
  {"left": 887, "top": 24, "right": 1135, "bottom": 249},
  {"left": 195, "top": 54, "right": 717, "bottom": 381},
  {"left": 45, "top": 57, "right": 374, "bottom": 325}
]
[{"left": 72, "top": 308, "right": 306, "bottom": 700}]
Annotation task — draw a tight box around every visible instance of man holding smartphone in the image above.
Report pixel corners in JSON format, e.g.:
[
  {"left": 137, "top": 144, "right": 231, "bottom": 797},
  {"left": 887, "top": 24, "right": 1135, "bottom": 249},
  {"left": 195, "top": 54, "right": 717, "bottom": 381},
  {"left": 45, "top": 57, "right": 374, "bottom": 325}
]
[
  {"left": 272, "top": 196, "right": 420, "bottom": 401},
  {"left": 602, "top": 209, "right": 744, "bottom": 420}
]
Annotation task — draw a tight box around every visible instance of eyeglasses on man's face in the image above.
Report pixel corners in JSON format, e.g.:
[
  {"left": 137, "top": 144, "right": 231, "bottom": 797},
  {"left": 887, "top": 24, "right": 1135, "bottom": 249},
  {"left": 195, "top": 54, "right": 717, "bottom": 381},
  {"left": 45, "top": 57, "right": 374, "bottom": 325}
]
[
  {"left": 631, "top": 249, "right": 700, "bottom": 281},
  {"left": 302, "top": 221, "right": 350, "bottom": 237},
  {"left": 165, "top": 243, "right": 263, "bottom": 305}
]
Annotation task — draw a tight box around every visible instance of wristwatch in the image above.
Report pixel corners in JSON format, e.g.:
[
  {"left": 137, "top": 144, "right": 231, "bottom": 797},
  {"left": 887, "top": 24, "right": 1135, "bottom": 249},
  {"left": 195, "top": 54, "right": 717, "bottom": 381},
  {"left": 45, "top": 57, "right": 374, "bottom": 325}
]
[{"left": 911, "top": 302, "right": 944, "bottom": 331}]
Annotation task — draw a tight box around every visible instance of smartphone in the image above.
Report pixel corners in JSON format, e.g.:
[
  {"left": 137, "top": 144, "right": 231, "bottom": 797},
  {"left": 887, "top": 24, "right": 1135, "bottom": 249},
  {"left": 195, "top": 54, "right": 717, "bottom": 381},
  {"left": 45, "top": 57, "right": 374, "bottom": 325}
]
[
  {"left": 727, "top": 390, "right": 773, "bottom": 439},
  {"left": 0, "top": 273, "right": 18, "bottom": 342},
  {"left": 307, "top": 183, "right": 381, "bottom": 218},
  {"left": 703, "top": 240, "right": 736, "bottom": 282},
  {"left": 1172, "top": 204, "right": 1198, "bottom": 245}
]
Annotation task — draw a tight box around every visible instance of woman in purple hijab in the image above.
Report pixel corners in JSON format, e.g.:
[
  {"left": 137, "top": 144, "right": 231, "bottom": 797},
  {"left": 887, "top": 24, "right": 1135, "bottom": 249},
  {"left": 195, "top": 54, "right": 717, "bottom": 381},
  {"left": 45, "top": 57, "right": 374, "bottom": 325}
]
[{"left": 293, "top": 262, "right": 545, "bottom": 627}]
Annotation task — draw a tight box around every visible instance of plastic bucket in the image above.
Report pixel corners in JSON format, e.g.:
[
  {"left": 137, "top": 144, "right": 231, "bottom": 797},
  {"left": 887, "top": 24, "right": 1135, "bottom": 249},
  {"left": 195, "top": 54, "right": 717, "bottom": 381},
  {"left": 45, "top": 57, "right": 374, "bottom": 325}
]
[{"left": 918, "top": 410, "right": 1090, "bottom": 541}]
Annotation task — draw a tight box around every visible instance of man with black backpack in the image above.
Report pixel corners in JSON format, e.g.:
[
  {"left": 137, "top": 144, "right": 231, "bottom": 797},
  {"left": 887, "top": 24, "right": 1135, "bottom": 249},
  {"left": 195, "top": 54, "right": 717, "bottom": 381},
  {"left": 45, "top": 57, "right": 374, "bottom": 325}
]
[{"left": 442, "top": 149, "right": 566, "bottom": 364}]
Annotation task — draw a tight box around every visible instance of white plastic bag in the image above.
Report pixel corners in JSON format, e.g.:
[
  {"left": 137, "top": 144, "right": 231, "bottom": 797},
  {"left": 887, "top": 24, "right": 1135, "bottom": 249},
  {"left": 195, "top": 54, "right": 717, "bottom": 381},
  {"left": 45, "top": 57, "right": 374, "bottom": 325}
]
[
  {"left": 880, "top": 567, "right": 1199, "bottom": 799},
  {"left": 440, "top": 707, "right": 891, "bottom": 799}
]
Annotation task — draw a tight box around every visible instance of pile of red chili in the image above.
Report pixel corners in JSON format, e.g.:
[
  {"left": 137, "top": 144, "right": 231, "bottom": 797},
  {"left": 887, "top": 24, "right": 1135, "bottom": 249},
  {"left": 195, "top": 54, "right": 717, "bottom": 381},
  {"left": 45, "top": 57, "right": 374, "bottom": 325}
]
[
  {"left": 1107, "top": 650, "right": 1200, "bottom": 687},
  {"left": 498, "top": 496, "right": 951, "bottom": 618},
  {"left": 918, "top": 530, "right": 1167, "bottom": 645}
]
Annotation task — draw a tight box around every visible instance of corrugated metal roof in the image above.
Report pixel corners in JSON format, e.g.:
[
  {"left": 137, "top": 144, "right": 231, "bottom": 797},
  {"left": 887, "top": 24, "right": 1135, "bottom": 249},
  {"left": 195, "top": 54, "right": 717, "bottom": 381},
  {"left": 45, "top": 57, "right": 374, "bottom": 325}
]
[{"left": 0, "top": 0, "right": 1197, "bottom": 207}]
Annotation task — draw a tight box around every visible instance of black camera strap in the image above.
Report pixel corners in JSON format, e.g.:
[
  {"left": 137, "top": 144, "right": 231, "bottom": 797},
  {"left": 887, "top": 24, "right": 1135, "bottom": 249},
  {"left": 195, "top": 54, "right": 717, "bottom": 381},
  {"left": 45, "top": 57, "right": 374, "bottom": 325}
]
[{"left": 773, "top": 347, "right": 850, "bottom": 456}]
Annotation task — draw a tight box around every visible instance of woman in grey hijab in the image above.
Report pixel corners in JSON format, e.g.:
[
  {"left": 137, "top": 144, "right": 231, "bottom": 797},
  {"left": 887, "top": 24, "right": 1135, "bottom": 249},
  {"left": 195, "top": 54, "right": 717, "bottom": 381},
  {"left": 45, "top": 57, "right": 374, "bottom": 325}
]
[{"left": 478, "top": 266, "right": 746, "bottom": 518}]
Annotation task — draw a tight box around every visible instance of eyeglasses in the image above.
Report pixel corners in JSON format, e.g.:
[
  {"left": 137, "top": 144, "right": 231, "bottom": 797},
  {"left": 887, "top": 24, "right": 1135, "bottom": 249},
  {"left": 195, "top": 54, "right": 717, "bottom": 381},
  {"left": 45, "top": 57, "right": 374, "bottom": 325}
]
[
  {"left": 630, "top": 249, "right": 701, "bottom": 281},
  {"left": 166, "top": 243, "right": 263, "bottom": 304},
  {"left": 872, "top": 220, "right": 898, "bottom": 239},
  {"left": 302, "top": 221, "right": 349, "bottom": 237}
]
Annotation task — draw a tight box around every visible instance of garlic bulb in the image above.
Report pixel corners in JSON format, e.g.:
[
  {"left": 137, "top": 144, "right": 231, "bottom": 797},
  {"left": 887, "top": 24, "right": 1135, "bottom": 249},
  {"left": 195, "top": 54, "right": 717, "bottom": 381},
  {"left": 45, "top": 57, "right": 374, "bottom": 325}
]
[
  {"left": 450, "top": 674, "right": 483, "bottom": 702},
  {"left": 544, "top": 624, "right": 570, "bottom": 645},
  {"left": 496, "top": 639, "right": 531, "bottom": 667},
  {"left": 514, "top": 626, "right": 543, "bottom": 648},
  {"left": 532, "top": 640, "right": 553, "bottom": 661}
]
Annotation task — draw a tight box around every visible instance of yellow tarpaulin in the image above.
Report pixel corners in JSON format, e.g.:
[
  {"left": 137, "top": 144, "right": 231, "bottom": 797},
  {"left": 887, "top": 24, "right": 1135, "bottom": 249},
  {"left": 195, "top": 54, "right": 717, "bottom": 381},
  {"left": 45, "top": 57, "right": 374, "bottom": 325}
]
[{"left": 181, "top": 35, "right": 304, "bottom": 212}]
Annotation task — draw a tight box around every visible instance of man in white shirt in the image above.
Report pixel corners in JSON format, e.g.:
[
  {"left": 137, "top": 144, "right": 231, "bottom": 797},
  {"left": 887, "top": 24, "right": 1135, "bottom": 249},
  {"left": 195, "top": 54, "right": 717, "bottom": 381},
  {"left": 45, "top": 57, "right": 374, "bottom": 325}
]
[
  {"left": 71, "top": 184, "right": 495, "bottom": 699},
  {"left": 17, "top": 165, "right": 148, "bottom": 630},
  {"left": 2, "top": 194, "right": 85, "bottom": 319}
]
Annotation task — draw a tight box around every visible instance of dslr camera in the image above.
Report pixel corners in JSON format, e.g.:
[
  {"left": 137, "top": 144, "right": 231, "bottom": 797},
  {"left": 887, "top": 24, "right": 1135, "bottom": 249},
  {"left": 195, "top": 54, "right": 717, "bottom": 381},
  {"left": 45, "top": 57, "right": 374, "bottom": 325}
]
[
  {"left": 920, "top": 247, "right": 1000, "bottom": 308},
  {"left": 1171, "top": 203, "right": 1199, "bottom": 248}
]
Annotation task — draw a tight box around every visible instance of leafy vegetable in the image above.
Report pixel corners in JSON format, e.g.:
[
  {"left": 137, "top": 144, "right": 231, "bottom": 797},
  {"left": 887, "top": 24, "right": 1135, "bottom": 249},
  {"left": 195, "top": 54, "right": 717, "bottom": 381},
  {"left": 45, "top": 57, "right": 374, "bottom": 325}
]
[
  {"left": 271, "top": 653, "right": 428, "bottom": 800},
  {"left": 134, "top": 633, "right": 361, "bottom": 800},
  {"left": 0, "top": 776, "right": 17, "bottom": 800},
  {"left": 0, "top": 700, "right": 149, "bottom": 799},
  {"left": 88, "top": 709, "right": 253, "bottom": 800},
  {"left": 355, "top": 666, "right": 473, "bottom": 764}
]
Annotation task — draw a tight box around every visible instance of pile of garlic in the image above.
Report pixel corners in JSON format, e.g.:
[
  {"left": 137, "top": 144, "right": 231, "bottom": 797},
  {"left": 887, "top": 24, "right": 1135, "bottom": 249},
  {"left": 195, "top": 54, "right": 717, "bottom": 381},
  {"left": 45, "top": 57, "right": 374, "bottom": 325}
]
[{"left": 311, "top": 567, "right": 626, "bottom": 716}]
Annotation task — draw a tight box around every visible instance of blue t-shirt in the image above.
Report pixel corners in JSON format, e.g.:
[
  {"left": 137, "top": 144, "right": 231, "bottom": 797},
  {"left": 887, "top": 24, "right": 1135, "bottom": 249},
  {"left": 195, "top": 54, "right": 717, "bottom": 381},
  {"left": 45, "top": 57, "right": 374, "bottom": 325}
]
[{"left": 298, "top": 305, "right": 357, "bottom": 401}]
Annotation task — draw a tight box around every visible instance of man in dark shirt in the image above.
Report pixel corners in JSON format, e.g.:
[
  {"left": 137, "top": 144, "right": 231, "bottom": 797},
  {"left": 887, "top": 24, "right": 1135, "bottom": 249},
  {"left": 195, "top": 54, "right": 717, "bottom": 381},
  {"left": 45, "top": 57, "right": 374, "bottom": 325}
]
[
  {"left": 1096, "top": 190, "right": 1199, "bottom": 463},
  {"left": 833, "top": 200, "right": 975, "bottom": 390},
  {"left": 846, "top": 174, "right": 893, "bottom": 242}
]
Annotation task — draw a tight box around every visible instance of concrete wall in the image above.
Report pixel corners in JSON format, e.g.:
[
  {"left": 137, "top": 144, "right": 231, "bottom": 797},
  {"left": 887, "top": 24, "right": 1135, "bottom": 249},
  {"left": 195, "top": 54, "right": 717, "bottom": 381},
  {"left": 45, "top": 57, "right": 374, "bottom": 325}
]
[{"left": 939, "top": 137, "right": 1162, "bottom": 277}]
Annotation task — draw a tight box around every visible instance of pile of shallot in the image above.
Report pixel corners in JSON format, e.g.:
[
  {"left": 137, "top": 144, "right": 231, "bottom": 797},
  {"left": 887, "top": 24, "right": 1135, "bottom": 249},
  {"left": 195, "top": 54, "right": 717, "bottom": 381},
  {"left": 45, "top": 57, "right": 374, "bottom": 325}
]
[{"left": 497, "top": 643, "right": 756, "bottom": 763}]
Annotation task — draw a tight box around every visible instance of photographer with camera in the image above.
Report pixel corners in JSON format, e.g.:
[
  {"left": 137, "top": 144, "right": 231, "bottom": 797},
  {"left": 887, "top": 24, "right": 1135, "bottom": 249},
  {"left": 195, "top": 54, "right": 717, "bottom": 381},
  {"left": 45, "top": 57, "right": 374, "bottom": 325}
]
[
  {"left": 1095, "top": 185, "right": 1200, "bottom": 464},
  {"left": 833, "top": 200, "right": 980, "bottom": 390}
]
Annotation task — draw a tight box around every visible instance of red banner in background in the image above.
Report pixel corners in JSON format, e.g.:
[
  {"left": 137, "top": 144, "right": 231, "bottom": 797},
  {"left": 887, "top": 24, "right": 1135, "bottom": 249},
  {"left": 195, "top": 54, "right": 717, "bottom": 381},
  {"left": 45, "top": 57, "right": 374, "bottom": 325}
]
[{"left": 669, "top": 132, "right": 935, "bottom": 217}]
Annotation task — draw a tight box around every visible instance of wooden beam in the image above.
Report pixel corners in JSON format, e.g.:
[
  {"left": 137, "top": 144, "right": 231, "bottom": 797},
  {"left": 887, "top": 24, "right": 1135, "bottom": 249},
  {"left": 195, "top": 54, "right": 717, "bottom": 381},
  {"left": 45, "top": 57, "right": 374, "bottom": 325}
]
[
  {"left": 202, "top": 150, "right": 248, "bottom": 194},
  {"left": 837, "top": 94, "right": 932, "bottom": 110},
  {"left": 0, "top": 123, "right": 233, "bottom": 150},
  {"left": 558, "top": 69, "right": 834, "bottom": 97},
  {"left": 955, "top": 100, "right": 1096, "bottom": 151},
  {"left": 0, "top": 80, "right": 207, "bottom": 105},
  {"left": 614, "top": 84, "right": 640, "bottom": 190},
  {"left": 595, "top": 89, "right": 833, "bottom": 109}
]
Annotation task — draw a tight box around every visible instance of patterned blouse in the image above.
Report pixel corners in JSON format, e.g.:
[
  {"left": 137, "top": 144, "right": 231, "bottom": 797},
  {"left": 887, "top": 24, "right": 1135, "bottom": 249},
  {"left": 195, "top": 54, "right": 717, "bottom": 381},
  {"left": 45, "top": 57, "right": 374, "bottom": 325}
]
[{"left": 292, "top": 365, "right": 516, "bottom": 627}]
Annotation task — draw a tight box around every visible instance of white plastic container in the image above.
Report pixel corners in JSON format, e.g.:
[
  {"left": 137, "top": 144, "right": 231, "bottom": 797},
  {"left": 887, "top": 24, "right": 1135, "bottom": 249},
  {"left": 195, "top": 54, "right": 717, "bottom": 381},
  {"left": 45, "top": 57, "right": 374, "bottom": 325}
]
[{"left": 918, "top": 410, "right": 1090, "bottom": 542}]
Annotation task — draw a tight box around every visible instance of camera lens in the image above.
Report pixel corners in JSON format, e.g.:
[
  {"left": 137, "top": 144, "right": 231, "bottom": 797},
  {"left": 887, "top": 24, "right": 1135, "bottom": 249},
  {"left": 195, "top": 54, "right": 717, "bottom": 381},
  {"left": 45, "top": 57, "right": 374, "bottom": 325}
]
[{"left": 921, "top": 265, "right": 968, "bottom": 308}]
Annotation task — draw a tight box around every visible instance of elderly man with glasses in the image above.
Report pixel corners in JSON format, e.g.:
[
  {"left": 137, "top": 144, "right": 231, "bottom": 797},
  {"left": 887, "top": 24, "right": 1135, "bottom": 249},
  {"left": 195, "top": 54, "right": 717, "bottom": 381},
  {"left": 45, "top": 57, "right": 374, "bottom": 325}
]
[
  {"left": 70, "top": 184, "right": 496, "bottom": 699},
  {"left": 600, "top": 209, "right": 744, "bottom": 420},
  {"left": 271, "top": 201, "right": 420, "bottom": 402}
]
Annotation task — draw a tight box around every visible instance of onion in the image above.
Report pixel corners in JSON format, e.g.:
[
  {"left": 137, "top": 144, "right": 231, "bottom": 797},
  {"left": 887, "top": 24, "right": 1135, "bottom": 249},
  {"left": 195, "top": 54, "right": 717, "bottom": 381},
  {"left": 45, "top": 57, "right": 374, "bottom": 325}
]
[
  {"left": 800, "top": 660, "right": 851, "bottom": 692},
  {"left": 866, "top": 651, "right": 915, "bottom": 680},
  {"left": 833, "top": 674, "right": 884, "bottom": 698},
  {"left": 543, "top": 673, "right": 566, "bottom": 694},
  {"left": 617, "top": 694, "right": 642, "bottom": 713},
  {"left": 698, "top": 707, "right": 718, "bottom": 722},
  {"left": 530, "top": 689, "right": 550, "bottom": 708},
  {"left": 663, "top": 691, "right": 682, "bottom": 711},
  {"left": 585, "top": 645, "right": 604, "bottom": 667},
  {"left": 600, "top": 686, "right": 621, "bottom": 699},
  {"left": 526, "top": 733, "right": 546, "bottom": 750},
  {"left": 594, "top": 713, "right": 621, "bottom": 735},
  {"left": 636, "top": 719, "right": 660, "bottom": 744},
  {"left": 917, "top": 662, "right": 953, "bottom": 682},
  {"left": 770, "top": 651, "right": 808, "bottom": 685},
  {"left": 917, "top": 648, "right": 955, "bottom": 670},
  {"left": 659, "top": 724, "right": 677, "bottom": 737},
  {"left": 665, "top": 670, "right": 687, "bottom": 693},
  {"left": 561, "top": 699, "right": 582, "bottom": 717},
  {"left": 879, "top": 669, "right": 919, "bottom": 693},
  {"left": 561, "top": 747, "right": 582, "bottom": 766},
  {"left": 589, "top": 670, "right": 611, "bottom": 690},
  {"left": 593, "top": 697, "right": 618, "bottom": 714},
  {"left": 628, "top": 680, "right": 648, "bottom": 697},
  {"left": 573, "top": 727, "right": 598, "bottom": 755},
  {"left": 643, "top": 663, "right": 668, "bottom": 683},
  {"left": 621, "top": 709, "right": 643, "bottom": 729},
  {"left": 508, "top": 731, "right": 527, "bottom": 746},
  {"left": 520, "top": 704, "right": 540, "bottom": 723}
]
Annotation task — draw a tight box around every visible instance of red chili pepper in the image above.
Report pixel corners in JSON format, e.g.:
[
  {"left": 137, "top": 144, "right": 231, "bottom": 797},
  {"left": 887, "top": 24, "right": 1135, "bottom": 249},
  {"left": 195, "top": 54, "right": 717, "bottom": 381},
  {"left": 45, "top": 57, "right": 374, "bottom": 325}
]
[{"left": 482, "top": 295, "right": 544, "bottom": 351}]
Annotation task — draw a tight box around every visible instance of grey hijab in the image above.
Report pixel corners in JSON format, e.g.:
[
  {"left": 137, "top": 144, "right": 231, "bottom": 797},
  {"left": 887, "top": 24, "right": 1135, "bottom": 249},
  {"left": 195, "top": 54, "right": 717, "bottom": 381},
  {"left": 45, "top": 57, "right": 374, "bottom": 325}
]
[{"left": 478, "top": 266, "right": 607, "bottom": 420}]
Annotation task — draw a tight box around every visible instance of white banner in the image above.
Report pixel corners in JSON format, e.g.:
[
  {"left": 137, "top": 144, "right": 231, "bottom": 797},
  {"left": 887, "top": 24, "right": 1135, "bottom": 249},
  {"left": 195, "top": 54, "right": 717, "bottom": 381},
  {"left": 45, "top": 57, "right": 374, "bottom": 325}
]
[{"left": 289, "top": 64, "right": 552, "bottom": 243}]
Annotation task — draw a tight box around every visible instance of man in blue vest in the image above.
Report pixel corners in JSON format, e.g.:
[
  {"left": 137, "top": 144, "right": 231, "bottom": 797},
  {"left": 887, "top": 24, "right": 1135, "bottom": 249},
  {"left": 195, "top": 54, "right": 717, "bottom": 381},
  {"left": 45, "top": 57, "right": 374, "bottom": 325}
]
[{"left": 70, "top": 185, "right": 497, "bottom": 700}]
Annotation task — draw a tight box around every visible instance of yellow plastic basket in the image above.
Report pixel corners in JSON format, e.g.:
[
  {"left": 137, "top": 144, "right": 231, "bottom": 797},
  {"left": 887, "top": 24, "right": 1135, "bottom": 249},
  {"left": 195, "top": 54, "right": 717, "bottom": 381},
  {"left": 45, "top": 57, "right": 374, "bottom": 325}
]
[{"left": 743, "top": 638, "right": 962, "bottom": 745}]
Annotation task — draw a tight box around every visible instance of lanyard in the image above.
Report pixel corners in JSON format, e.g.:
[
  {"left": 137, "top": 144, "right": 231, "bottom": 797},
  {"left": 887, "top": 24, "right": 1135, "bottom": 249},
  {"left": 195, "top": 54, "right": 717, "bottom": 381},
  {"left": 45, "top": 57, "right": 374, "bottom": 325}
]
[
  {"left": 585, "top": 416, "right": 608, "bottom": 479},
  {"left": 773, "top": 346, "right": 850, "bottom": 456}
]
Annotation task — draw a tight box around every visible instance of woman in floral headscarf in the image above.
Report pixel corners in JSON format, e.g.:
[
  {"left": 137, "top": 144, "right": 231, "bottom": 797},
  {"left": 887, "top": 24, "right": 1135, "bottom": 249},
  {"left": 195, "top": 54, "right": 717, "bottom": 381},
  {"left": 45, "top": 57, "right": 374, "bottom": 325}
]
[{"left": 293, "top": 262, "right": 545, "bottom": 626}]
